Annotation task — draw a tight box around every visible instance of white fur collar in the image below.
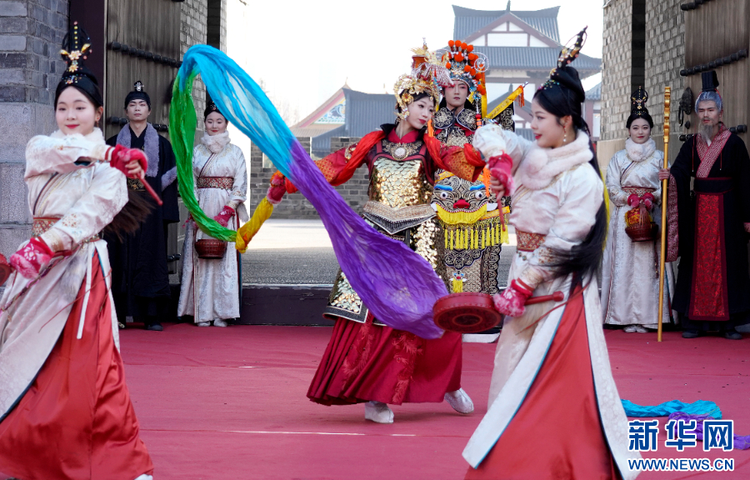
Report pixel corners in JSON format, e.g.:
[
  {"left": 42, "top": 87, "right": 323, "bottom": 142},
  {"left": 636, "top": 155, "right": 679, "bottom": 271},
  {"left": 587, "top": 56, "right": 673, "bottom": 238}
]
[
  {"left": 515, "top": 131, "right": 593, "bottom": 191},
  {"left": 625, "top": 137, "right": 656, "bottom": 162},
  {"left": 50, "top": 127, "right": 105, "bottom": 144},
  {"left": 201, "top": 131, "right": 231, "bottom": 154}
]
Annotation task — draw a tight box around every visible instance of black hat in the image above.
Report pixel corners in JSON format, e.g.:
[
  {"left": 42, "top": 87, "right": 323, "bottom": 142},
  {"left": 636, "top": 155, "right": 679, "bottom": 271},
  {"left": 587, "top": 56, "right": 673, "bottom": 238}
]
[
  {"left": 204, "top": 102, "right": 225, "bottom": 121},
  {"left": 124, "top": 80, "right": 151, "bottom": 109},
  {"left": 701, "top": 70, "right": 719, "bottom": 92},
  {"left": 631, "top": 86, "right": 649, "bottom": 117},
  {"left": 54, "top": 21, "right": 103, "bottom": 108}
]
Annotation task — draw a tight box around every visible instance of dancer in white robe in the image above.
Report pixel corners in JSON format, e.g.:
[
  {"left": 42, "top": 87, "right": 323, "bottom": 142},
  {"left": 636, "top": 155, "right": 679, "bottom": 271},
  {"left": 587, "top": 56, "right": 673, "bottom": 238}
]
[{"left": 463, "top": 29, "right": 640, "bottom": 480}]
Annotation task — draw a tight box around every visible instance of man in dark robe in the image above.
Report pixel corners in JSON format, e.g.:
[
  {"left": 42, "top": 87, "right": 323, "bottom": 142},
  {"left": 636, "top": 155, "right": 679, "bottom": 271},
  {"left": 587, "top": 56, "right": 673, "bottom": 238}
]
[
  {"left": 106, "top": 81, "right": 180, "bottom": 331},
  {"left": 662, "top": 71, "right": 750, "bottom": 339}
]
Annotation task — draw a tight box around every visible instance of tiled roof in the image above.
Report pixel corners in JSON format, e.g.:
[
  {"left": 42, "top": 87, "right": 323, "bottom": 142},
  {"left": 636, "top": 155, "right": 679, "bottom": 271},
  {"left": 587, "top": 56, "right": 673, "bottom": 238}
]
[
  {"left": 475, "top": 46, "right": 601, "bottom": 74},
  {"left": 344, "top": 88, "right": 397, "bottom": 137},
  {"left": 310, "top": 88, "right": 396, "bottom": 156},
  {"left": 453, "top": 5, "right": 561, "bottom": 43},
  {"left": 586, "top": 82, "right": 602, "bottom": 101}
]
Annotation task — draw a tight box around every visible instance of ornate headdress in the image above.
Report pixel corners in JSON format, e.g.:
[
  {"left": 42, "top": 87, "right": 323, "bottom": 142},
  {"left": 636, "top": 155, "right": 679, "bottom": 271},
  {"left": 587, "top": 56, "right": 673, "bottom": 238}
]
[
  {"left": 204, "top": 101, "right": 225, "bottom": 120},
  {"left": 540, "top": 27, "right": 587, "bottom": 93},
  {"left": 439, "top": 40, "right": 488, "bottom": 97},
  {"left": 630, "top": 86, "right": 649, "bottom": 118},
  {"left": 55, "top": 21, "right": 102, "bottom": 107},
  {"left": 393, "top": 41, "right": 452, "bottom": 120},
  {"left": 124, "top": 80, "right": 152, "bottom": 109}
]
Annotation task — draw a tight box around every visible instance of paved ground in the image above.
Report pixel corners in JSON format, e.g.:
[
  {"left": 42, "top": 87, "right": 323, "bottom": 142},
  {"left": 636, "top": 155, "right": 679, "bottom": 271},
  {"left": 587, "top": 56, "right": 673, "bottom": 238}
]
[{"left": 242, "top": 219, "right": 516, "bottom": 286}]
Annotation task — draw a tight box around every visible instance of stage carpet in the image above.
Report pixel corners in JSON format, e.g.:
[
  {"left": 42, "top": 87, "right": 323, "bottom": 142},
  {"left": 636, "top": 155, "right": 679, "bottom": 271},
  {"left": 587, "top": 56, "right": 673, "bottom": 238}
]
[{"left": 120, "top": 325, "right": 750, "bottom": 479}]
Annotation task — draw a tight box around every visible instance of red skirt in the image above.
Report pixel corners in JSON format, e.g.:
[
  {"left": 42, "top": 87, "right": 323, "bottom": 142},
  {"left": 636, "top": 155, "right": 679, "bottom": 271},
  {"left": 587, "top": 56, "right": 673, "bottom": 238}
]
[
  {"left": 466, "top": 287, "right": 619, "bottom": 480},
  {"left": 0, "top": 253, "right": 153, "bottom": 480},
  {"left": 308, "top": 315, "right": 462, "bottom": 405}
]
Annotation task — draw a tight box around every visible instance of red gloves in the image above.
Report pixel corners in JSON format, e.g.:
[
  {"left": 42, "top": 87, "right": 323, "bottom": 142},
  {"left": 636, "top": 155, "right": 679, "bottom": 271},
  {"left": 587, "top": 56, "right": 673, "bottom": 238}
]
[
  {"left": 641, "top": 192, "right": 654, "bottom": 210},
  {"left": 214, "top": 205, "right": 235, "bottom": 227},
  {"left": 10, "top": 237, "right": 53, "bottom": 279},
  {"left": 109, "top": 145, "right": 148, "bottom": 179},
  {"left": 267, "top": 171, "right": 287, "bottom": 205},
  {"left": 488, "top": 153, "right": 514, "bottom": 196},
  {"left": 492, "top": 279, "right": 534, "bottom": 317},
  {"left": 628, "top": 192, "right": 655, "bottom": 210}
]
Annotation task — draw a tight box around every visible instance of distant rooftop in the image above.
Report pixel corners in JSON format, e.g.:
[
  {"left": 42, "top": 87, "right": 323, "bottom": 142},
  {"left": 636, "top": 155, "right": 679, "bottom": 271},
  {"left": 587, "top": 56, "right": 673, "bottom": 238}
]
[
  {"left": 586, "top": 82, "right": 602, "bottom": 101},
  {"left": 453, "top": 4, "right": 561, "bottom": 43}
]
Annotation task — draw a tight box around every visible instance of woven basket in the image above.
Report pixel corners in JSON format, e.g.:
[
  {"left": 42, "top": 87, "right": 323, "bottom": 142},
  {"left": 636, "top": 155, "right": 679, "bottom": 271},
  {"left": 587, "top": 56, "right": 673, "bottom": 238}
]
[
  {"left": 0, "top": 253, "right": 10, "bottom": 285},
  {"left": 195, "top": 239, "right": 227, "bottom": 259},
  {"left": 625, "top": 204, "right": 658, "bottom": 242}
]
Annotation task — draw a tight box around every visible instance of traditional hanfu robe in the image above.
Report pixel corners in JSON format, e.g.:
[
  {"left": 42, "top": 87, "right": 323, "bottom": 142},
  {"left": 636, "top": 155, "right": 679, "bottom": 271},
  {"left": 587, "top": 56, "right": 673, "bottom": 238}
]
[
  {"left": 177, "top": 132, "right": 248, "bottom": 324},
  {"left": 307, "top": 124, "right": 485, "bottom": 406},
  {"left": 0, "top": 129, "right": 153, "bottom": 479},
  {"left": 106, "top": 124, "right": 179, "bottom": 322},
  {"left": 668, "top": 126, "right": 750, "bottom": 329},
  {"left": 463, "top": 129, "right": 639, "bottom": 480},
  {"left": 601, "top": 138, "right": 675, "bottom": 328}
]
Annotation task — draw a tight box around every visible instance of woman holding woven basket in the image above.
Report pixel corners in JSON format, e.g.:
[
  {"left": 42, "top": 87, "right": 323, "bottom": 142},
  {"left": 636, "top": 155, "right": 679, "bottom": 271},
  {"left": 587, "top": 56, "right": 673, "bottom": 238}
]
[
  {"left": 177, "top": 103, "right": 248, "bottom": 327},
  {"left": 601, "top": 87, "right": 675, "bottom": 332}
]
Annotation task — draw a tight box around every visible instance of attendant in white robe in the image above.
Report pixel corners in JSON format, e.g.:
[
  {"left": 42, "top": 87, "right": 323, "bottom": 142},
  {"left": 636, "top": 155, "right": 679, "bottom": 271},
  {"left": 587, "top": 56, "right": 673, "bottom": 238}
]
[
  {"left": 601, "top": 87, "right": 675, "bottom": 332},
  {"left": 463, "top": 31, "right": 639, "bottom": 480},
  {"left": 178, "top": 103, "right": 248, "bottom": 326}
]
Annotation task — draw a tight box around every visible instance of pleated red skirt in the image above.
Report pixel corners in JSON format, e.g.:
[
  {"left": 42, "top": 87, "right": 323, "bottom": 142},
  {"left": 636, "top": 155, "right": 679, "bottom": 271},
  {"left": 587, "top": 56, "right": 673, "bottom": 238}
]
[
  {"left": 466, "top": 287, "right": 619, "bottom": 480},
  {"left": 0, "top": 254, "right": 153, "bottom": 480},
  {"left": 308, "top": 315, "right": 462, "bottom": 406}
]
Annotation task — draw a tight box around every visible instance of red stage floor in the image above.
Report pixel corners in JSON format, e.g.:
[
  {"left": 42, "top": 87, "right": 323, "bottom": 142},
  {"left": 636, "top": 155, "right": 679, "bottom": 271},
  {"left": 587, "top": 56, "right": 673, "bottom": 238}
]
[{"left": 120, "top": 325, "right": 750, "bottom": 479}]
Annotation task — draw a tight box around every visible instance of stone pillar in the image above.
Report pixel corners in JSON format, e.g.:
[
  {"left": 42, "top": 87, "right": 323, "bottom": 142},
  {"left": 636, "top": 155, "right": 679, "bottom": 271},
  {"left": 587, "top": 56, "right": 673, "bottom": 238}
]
[{"left": 0, "top": 0, "right": 69, "bottom": 256}]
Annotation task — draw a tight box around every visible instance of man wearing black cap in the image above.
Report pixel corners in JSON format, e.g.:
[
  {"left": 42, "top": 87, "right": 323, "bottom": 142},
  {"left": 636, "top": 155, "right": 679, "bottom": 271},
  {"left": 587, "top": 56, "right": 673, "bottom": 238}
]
[
  {"left": 660, "top": 70, "right": 750, "bottom": 340},
  {"left": 106, "top": 81, "right": 180, "bottom": 331}
]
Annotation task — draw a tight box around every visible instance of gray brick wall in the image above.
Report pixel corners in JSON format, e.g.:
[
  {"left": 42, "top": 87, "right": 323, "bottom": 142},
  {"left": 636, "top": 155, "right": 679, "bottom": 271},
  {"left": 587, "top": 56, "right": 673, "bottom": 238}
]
[
  {"left": 601, "top": 0, "right": 634, "bottom": 143},
  {"left": 0, "top": 0, "right": 69, "bottom": 256},
  {"left": 181, "top": 0, "right": 208, "bottom": 120},
  {"left": 644, "top": 0, "right": 684, "bottom": 139},
  {"left": 600, "top": 0, "right": 685, "bottom": 168},
  {"left": 248, "top": 137, "right": 372, "bottom": 219}
]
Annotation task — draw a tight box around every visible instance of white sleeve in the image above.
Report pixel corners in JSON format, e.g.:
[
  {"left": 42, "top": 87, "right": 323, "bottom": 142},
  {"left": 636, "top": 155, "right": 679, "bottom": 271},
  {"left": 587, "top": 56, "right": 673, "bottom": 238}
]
[
  {"left": 40, "top": 164, "right": 128, "bottom": 251},
  {"left": 25, "top": 134, "right": 111, "bottom": 179},
  {"left": 473, "top": 125, "right": 533, "bottom": 174},
  {"left": 517, "top": 167, "right": 604, "bottom": 287}
]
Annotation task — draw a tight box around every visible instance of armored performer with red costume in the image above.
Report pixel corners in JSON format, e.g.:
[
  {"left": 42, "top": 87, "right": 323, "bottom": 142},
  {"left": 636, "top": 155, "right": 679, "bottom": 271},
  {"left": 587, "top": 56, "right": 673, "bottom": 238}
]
[
  {"left": 659, "top": 70, "right": 750, "bottom": 340},
  {"left": 0, "top": 23, "right": 154, "bottom": 480},
  {"left": 431, "top": 40, "right": 519, "bottom": 305},
  {"left": 282, "top": 44, "right": 485, "bottom": 423}
]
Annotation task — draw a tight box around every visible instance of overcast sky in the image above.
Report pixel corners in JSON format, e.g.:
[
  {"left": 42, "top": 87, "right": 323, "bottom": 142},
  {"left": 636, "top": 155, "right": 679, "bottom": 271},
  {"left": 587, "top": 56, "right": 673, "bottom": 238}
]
[{"left": 227, "top": 0, "right": 603, "bottom": 124}]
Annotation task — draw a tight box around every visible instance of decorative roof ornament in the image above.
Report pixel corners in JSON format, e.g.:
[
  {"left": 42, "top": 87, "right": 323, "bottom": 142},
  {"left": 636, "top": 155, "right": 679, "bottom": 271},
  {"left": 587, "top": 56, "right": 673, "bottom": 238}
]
[
  {"left": 540, "top": 26, "right": 587, "bottom": 91},
  {"left": 394, "top": 40, "right": 451, "bottom": 120}
]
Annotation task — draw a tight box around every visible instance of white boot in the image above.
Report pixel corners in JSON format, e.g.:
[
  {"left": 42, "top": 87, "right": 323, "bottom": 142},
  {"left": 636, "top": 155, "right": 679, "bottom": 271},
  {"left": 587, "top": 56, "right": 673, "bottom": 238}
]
[
  {"left": 364, "top": 401, "right": 394, "bottom": 424},
  {"left": 213, "top": 318, "right": 228, "bottom": 327},
  {"left": 445, "top": 388, "right": 474, "bottom": 414},
  {"left": 134, "top": 475, "right": 153, "bottom": 480}
]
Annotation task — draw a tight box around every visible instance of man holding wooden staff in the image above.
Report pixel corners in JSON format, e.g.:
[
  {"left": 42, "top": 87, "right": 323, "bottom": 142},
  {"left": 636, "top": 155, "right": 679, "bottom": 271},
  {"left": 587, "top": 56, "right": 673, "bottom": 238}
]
[{"left": 658, "top": 70, "right": 750, "bottom": 340}]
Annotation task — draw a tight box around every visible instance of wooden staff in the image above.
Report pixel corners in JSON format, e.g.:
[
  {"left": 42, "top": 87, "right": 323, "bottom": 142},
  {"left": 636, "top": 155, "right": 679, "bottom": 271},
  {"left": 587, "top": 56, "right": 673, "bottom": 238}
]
[{"left": 657, "top": 86, "right": 671, "bottom": 342}]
